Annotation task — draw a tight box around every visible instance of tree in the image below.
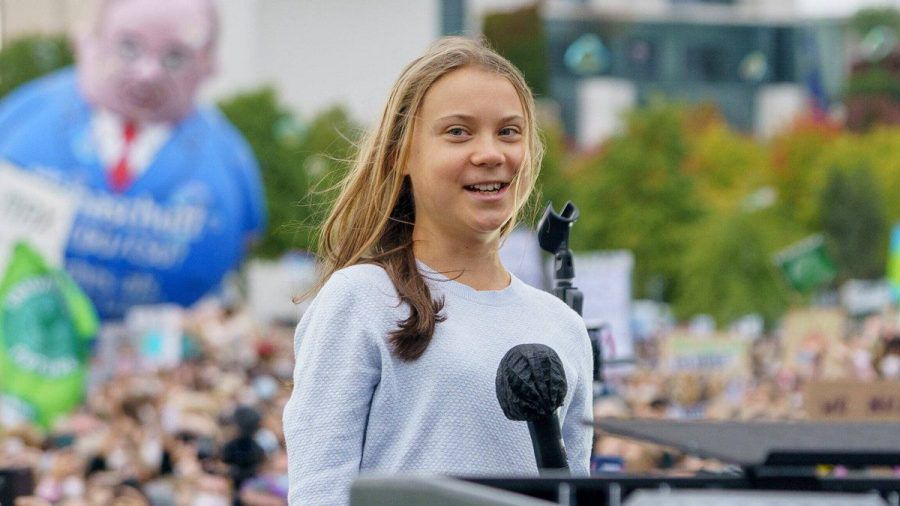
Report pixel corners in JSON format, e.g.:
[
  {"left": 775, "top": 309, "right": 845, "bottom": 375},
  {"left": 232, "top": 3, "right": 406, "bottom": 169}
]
[
  {"left": 218, "top": 89, "right": 359, "bottom": 257},
  {"left": 482, "top": 3, "right": 548, "bottom": 97},
  {"left": 673, "top": 210, "right": 790, "bottom": 326},
  {"left": 0, "top": 35, "right": 73, "bottom": 99},
  {"left": 568, "top": 100, "right": 701, "bottom": 300},
  {"left": 820, "top": 166, "right": 887, "bottom": 280}
]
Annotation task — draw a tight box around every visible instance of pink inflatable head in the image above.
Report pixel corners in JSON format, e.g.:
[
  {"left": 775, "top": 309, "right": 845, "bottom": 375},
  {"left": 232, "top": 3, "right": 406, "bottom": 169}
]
[{"left": 75, "top": 0, "right": 217, "bottom": 124}]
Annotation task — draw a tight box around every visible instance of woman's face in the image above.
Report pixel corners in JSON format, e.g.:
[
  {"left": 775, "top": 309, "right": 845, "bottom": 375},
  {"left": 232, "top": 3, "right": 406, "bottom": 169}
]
[{"left": 404, "top": 66, "right": 527, "bottom": 246}]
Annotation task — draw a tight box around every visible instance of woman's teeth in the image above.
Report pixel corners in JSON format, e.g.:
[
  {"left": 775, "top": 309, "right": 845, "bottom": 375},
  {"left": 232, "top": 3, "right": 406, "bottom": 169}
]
[{"left": 466, "top": 183, "right": 504, "bottom": 192}]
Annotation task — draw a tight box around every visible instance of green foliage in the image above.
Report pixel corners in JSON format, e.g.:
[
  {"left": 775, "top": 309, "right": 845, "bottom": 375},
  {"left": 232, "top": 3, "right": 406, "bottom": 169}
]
[
  {"left": 218, "top": 89, "right": 359, "bottom": 257},
  {"left": 0, "top": 35, "right": 73, "bottom": 99},
  {"left": 568, "top": 100, "right": 701, "bottom": 301},
  {"left": 673, "top": 211, "right": 790, "bottom": 325},
  {"left": 850, "top": 7, "right": 900, "bottom": 36},
  {"left": 820, "top": 166, "right": 887, "bottom": 280},
  {"left": 767, "top": 119, "right": 842, "bottom": 232},
  {"left": 482, "top": 3, "right": 548, "bottom": 97},
  {"left": 531, "top": 122, "right": 571, "bottom": 226},
  {"left": 845, "top": 68, "right": 900, "bottom": 100}
]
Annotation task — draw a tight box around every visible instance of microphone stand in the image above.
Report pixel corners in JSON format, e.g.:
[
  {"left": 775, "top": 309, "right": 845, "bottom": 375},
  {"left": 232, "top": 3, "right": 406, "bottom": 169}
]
[
  {"left": 527, "top": 414, "right": 569, "bottom": 470},
  {"left": 538, "top": 202, "right": 603, "bottom": 383},
  {"left": 537, "top": 202, "right": 583, "bottom": 316}
]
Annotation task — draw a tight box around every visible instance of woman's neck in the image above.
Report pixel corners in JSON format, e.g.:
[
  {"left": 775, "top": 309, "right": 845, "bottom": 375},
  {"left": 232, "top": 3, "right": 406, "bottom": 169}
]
[{"left": 412, "top": 234, "right": 510, "bottom": 291}]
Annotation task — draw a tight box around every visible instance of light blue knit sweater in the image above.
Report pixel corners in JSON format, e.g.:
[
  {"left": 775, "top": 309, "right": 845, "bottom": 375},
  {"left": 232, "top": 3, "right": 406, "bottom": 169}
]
[{"left": 282, "top": 263, "right": 593, "bottom": 505}]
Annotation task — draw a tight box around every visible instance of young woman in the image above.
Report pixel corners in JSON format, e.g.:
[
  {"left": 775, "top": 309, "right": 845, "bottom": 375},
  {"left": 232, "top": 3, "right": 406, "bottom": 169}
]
[{"left": 282, "top": 37, "right": 593, "bottom": 505}]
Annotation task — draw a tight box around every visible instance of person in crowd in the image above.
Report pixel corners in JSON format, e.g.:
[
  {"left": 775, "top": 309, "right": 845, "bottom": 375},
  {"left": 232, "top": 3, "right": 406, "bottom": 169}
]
[
  {"left": 221, "top": 405, "right": 267, "bottom": 499},
  {"left": 281, "top": 36, "right": 594, "bottom": 505}
]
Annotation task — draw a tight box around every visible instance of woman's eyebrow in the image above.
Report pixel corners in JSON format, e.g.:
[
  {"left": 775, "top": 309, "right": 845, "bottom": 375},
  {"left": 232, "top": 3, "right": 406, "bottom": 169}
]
[
  {"left": 433, "top": 114, "right": 525, "bottom": 124},
  {"left": 434, "top": 114, "right": 475, "bottom": 124}
]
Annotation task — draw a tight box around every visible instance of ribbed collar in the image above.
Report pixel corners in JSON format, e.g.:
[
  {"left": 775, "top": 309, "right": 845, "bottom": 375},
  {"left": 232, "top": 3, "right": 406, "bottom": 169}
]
[{"left": 416, "top": 259, "right": 524, "bottom": 307}]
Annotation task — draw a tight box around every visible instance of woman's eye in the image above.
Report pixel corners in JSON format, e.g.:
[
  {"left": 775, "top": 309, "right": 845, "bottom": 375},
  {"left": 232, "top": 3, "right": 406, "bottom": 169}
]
[
  {"left": 500, "top": 127, "right": 522, "bottom": 137},
  {"left": 447, "top": 127, "right": 467, "bottom": 136}
]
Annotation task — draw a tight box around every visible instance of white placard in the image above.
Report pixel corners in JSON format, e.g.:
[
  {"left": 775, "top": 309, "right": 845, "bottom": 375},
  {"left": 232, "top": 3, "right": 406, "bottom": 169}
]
[
  {"left": 0, "top": 163, "right": 77, "bottom": 272},
  {"left": 499, "top": 227, "right": 545, "bottom": 290},
  {"left": 125, "top": 304, "right": 184, "bottom": 370},
  {"left": 840, "top": 279, "right": 892, "bottom": 316},
  {"left": 246, "top": 252, "right": 317, "bottom": 325},
  {"left": 556, "top": 250, "right": 635, "bottom": 362}
]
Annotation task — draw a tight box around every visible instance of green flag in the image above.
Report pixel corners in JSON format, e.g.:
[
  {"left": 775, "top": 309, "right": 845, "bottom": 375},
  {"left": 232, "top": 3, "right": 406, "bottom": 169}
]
[
  {"left": 888, "top": 225, "right": 900, "bottom": 302},
  {"left": 774, "top": 234, "right": 838, "bottom": 293},
  {"left": 0, "top": 242, "right": 98, "bottom": 429}
]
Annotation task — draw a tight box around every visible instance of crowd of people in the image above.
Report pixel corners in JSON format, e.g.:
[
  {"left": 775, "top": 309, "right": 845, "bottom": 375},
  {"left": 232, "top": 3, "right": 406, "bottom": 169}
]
[
  {"left": 2, "top": 300, "right": 294, "bottom": 505},
  {"left": 592, "top": 308, "right": 900, "bottom": 474},
  {"left": 3, "top": 298, "right": 900, "bottom": 504}
]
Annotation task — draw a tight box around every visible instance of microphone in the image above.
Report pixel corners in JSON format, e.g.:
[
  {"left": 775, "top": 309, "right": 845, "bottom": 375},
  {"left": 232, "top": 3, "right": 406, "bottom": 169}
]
[{"left": 495, "top": 343, "right": 569, "bottom": 473}]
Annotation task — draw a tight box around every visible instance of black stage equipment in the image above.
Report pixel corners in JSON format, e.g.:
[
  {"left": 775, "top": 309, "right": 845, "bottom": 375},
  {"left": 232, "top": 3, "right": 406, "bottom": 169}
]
[{"left": 457, "top": 419, "right": 900, "bottom": 505}]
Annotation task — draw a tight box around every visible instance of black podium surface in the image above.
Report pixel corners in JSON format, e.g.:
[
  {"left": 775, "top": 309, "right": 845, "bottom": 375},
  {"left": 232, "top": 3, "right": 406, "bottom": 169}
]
[
  {"left": 458, "top": 419, "right": 900, "bottom": 505},
  {"left": 595, "top": 418, "right": 900, "bottom": 467}
]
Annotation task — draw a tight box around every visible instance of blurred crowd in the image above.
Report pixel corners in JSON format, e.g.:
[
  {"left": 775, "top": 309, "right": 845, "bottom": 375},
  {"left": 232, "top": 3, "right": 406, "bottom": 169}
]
[
  {"left": 592, "top": 309, "right": 900, "bottom": 474},
  {"left": 1, "top": 301, "right": 295, "bottom": 505},
  {"left": 4, "top": 302, "right": 900, "bottom": 504}
]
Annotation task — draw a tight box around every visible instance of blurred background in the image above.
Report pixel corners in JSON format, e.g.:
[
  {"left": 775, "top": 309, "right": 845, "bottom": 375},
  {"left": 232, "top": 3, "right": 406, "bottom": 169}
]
[{"left": 2, "top": 0, "right": 900, "bottom": 504}]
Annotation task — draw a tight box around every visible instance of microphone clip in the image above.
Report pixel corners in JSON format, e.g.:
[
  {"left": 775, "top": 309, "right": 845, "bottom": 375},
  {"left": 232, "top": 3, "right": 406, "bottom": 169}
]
[{"left": 537, "top": 201, "right": 583, "bottom": 316}]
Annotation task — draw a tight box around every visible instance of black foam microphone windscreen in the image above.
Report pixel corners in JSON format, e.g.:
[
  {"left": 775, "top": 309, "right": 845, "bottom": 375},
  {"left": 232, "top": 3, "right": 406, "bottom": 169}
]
[{"left": 496, "top": 343, "right": 569, "bottom": 471}]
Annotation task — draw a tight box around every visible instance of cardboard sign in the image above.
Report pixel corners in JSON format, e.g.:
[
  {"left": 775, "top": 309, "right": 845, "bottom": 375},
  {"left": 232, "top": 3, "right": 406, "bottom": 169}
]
[
  {"left": 661, "top": 332, "right": 751, "bottom": 377},
  {"left": 805, "top": 380, "right": 900, "bottom": 421},
  {"left": 0, "top": 163, "right": 77, "bottom": 272},
  {"left": 781, "top": 308, "right": 846, "bottom": 376}
]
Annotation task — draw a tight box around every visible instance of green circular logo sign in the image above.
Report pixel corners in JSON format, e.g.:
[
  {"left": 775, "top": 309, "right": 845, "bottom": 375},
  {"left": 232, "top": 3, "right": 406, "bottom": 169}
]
[{"left": 2, "top": 276, "right": 80, "bottom": 377}]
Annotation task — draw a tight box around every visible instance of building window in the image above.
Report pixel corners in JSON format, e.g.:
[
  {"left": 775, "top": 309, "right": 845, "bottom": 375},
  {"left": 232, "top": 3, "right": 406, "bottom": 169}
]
[
  {"left": 685, "top": 45, "right": 727, "bottom": 82},
  {"left": 626, "top": 39, "right": 657, "bottom": 80}
]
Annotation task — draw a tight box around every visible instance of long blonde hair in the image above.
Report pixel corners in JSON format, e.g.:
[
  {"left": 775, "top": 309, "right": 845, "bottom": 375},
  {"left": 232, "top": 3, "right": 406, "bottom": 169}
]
[{"left": 314, "top": 36, "right": 544, "bottom": 361}]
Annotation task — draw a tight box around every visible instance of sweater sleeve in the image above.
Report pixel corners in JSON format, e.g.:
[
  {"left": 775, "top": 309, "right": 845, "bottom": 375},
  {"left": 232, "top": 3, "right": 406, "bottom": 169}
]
[
  {"left": 562, "top": 324, "right": 594, "bottom": 476},
  {"left": 282, "top": 271, "right": 382, "bottom": 505}
]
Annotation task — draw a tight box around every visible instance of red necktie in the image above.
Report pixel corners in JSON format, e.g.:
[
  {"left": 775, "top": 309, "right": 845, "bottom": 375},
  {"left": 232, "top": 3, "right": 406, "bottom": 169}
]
[{"left": 108, "top": 121, "right": 138, "bottom": 192}]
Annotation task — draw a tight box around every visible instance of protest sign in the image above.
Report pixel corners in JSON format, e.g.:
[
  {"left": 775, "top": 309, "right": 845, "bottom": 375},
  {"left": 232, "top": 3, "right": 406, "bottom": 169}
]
[
  {"left": 499, "top": 227, "right": 545, "bottom": 290},
  {"left": 805, "top": 380, "right": 900, "bottom": 421},
  {"left": 569, "top": 251, "right": 635, "bottom": 363},
  {"left": 781, "top": 308, "right": 846, "bottom": 376},
  {"left": 246, "top": 252, "right": 317, "bottom": 325},
  {"left": 0, "top": 163, "right": 77, "bottom": 273},
  {"left": 125, "top": 304, "right": 184, "bottom": 371},
  {"left": 774, "top": 234, "right": 837, "bottom": 293},
  {"left": 0, "top": 243, "right": 97, "bottom": 428},
  {"left": 888, "top": 224, "right": 900, "bottom": 302},
  {"left": 661, "top": 332, "right": 751, "bottom": 377},
  {"left": 840, "top": 279, "right": 891, "bottom": 316}
]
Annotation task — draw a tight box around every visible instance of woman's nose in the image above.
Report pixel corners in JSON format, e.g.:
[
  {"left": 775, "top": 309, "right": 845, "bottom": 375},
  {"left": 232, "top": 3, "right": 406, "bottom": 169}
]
[{"left": 470, "top": 136, "right": 505, "bottom": 168}]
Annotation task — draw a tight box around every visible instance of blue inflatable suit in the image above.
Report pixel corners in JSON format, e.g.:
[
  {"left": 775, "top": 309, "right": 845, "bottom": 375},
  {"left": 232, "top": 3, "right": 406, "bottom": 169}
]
[{"left": 0, "top": 69, "right": 267, "bottom": 319}]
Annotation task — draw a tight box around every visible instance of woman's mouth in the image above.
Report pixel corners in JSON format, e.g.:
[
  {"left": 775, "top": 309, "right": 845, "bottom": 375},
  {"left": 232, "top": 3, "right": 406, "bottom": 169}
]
[{"left": 464, "top": 182, "right": 508, "bottom": 194}]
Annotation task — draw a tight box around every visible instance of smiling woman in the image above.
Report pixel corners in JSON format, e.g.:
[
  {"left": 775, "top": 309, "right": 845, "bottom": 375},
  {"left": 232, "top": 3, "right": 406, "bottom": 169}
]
[
  {"left": 404, "top": 66, "right": 527, "bottom": 287},
  {"left": 282, "top": 37, "right": 593, "bottom": 506}
]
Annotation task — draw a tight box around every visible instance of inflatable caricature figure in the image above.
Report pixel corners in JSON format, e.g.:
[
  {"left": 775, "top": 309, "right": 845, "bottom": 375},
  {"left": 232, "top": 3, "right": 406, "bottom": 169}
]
[{"left": 0, "top": 0, "right": 266, "bottom": 319}]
